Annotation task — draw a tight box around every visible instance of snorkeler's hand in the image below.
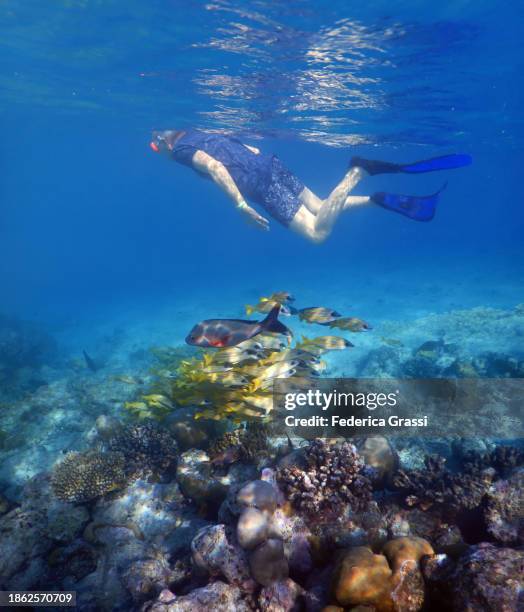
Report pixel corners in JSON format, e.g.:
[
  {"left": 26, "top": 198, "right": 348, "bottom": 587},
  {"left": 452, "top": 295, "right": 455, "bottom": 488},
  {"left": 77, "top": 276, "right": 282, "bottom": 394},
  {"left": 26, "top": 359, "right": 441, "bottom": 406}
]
[{"left": 241, "top": 205, "right": 270, "bottom": 231}]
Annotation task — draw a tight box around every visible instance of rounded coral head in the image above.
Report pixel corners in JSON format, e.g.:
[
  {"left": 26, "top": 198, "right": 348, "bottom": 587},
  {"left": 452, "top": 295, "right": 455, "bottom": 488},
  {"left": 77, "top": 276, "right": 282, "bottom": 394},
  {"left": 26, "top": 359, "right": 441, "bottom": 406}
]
[{"left": 150, "top": 129, "right": 185, "bottom": 153}]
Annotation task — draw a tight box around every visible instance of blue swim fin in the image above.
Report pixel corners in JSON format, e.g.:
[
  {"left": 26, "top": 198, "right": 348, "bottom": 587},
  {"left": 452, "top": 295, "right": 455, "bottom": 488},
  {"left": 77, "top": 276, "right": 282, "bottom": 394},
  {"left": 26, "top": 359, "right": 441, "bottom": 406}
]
[
  {"left": 400, "top": 154, "right": 472, "bottom": 174},
  {"left": 371, "top": 183, "right": 447, "bottom": 222},
  {"left": 350, "top": 154, "right": 472, "bottom": 175}
]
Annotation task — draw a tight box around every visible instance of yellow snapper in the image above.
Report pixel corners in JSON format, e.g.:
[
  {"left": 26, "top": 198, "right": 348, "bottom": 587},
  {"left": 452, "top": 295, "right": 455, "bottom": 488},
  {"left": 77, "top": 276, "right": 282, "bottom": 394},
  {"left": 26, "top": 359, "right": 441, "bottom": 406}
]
[
  {"left": 267, "top": 291, "right": 295, "bottom": 304},
  {"left": 326, "top": 317, "right": 372, "bottom": 332},
  {"left": 298, "top": 307, "right": 342, "bottom": 324},
  {"left": 296, "top": 335, "right": 354, "bottom": 352},
  {"left": 245, "top": 299, "right": 294, "bottom": 316}
]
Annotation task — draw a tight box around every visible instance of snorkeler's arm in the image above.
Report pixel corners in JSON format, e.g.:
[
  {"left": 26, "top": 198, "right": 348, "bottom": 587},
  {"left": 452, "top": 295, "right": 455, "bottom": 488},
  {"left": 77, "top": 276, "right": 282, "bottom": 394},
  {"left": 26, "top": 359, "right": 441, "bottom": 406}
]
[{"left": 192, "top": 150, "right": 269, "bottom": 230}]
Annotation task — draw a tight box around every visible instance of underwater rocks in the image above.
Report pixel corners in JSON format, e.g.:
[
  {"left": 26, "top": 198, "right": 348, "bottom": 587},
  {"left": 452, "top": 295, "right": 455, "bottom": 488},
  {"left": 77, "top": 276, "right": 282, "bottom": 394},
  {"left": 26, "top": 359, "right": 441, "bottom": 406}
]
[
  {"left": 276, "top": 439, "right": 372, "bottom": 519},
  {"left": 356, "top": 346, "right": 403, "bottom": 378},
  {"left": 331, "top": 546, "right": 392, "bottom": 609},
  {"left": 209, "top": 422, "right": 270, "bottom": 466},
  {"left": 143, "top": 581, "right": 252, "bottom": 612},
  {"left": 236, "top": 506, "right": 270, "bottom": 549},
  {"left": 248, "top": 537, "right": 289, "bottom": 587},
  {"left": 51, "top": 450, "right": 129, "bottom": 503},
  {"left": 47, "top": 540, "right": 98, "bottom": 583},
  {"left": 191, "top": 524, "right": 254, "bottom": 589},
  {"left": 235, "top": 475, "right": 313, "bottom": 585},
  {"left": 355, "top": 302, "right": 524, "bottom": 379},
  {"left": 0, "top": 473, "right": 89, "bottom": 589},
  {"left": 237, "top": 478, "right": 279, "bottom": 514},
  {"left": 93, "top": 414, "right": 124, "bottom": 441},
  {"left": 74, "top": 478, "right": 206, "bottom": 610},
  {"left": 5, "top": 471, "right": 205, "bottom": 609},
  {"left": 402, "top": 339, "right": 458, "bottom": 378},
  {"left": 470, "top": 351, "right": 524, "bottom": 377},
  {"left": 483, "top": 467, "right": 524, "bottom": 545},
  {"left": 176, "top": 449, "right": 229, "bottom": 511},
  {"left": 123, "top": 558, "right": 190, "bottom": 604},
  {"left": 423, "top": 544, "right": 524, "bottom": 611},
  {"left": 330, "top": 537, "right": 434, "bottom": 611},
  {"left": 169, "top": 419, "right": 210, "bottom": 451},
  {"left": 209, "top": 473, "right": 312, "bottom": 589},
  {"left": 258, "top": 577, "right": 305, "bottom": 612},
  {"left": 358, "top": 435, "right": 399, "bottom": 488}
]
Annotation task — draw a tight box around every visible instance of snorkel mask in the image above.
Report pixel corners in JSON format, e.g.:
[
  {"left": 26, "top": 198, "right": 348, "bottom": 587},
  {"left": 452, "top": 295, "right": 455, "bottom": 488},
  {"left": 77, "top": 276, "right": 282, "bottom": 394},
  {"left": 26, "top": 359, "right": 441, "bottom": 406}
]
[{"left": 150, "top": 130, "right": 184, "bottom": 153}]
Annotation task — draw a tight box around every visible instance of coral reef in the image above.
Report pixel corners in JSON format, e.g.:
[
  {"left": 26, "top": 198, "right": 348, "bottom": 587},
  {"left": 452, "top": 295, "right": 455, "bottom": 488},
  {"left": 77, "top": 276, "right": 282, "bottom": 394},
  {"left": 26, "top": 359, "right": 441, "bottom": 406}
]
[
  {"left": 0, "top": 474, "right": 90, "bottom": 589},
  {"left": 2, "top": 299, "right": 524, "bottom": 610},
  {"left": 208, "top": 421, "right": 269, "bottom": 464},
  {"left": 248, "top": 537, "right": 289, "bottom": 587},
  {"left": 258, "top": 578, "right": 305, "bottom": 611},
  {"left": 51, "top": 450, "right": 129, "bottom": 503},
  {"left": 393, "top": 446, "right": 524, "bottom": 515},
  {"left": 330, "top": 537, "right": 433, "bottom": 611},
  {"left": 191, "top": 524, "right": 253, "bottom": 589},
  {"left": 423, "top": 543, "right": 524, "bottom": 611},
  {"left": 462, "top": 444, "right": 524, "bottom": 474},
  {"left": 143, "top": 581, "right": 252, "bottom": 612},
  {"left": 235, "top": 479, "right": 288, "bottom": 584},
  {"left": 392, "top": 454, "right": 494, "bottom": 512},
  {"left": 277, "top": 439, "right": 372, "bottom": 519},
  {"left": 483, "top": 467, "right": 524, "bottom": 545},
  {"left": 176, "top": 449, "right": 229, "bottom": 511},
  {"left": 107, "top": 421, "right": 179, "bottom": 478}
]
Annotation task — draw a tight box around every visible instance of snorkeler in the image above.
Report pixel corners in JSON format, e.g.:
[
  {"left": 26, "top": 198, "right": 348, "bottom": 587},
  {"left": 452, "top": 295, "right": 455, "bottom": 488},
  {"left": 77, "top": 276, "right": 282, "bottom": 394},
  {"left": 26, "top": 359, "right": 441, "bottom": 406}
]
[{"left": 150, "top": 130, "right": 471, "bottom": 243}]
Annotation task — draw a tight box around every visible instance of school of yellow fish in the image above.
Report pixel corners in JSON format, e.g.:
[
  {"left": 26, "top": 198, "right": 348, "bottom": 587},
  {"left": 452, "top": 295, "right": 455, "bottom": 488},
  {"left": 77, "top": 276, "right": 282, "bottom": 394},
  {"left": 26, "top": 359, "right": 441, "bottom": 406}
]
[{"left": 124, "top": 292, "right": 370, "bottom": 422}]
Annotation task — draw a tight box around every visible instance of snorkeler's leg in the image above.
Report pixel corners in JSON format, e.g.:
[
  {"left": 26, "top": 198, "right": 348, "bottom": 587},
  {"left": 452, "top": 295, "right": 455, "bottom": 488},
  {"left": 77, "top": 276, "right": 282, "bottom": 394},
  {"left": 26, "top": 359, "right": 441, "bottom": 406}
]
[
  {"left": 299, "top": 167, "right": 367, "bottom": 215},
  {"left": 299, "top": 187, "right": 324, "bottom": 215},
  {"left": 323, "top": 166, "right": 368, "bottom": 207},
  {"left": 291, "top": 168, "right": 369, "bottom": 242},
  {"left": 344, "top": 195, "right": 371, "bottom": 210},
  {"left": 313, "top": 166, "right": 368, "bottom": 235},
  {"left": 289, "top": 205, "right": 329, "bottom": 243}
]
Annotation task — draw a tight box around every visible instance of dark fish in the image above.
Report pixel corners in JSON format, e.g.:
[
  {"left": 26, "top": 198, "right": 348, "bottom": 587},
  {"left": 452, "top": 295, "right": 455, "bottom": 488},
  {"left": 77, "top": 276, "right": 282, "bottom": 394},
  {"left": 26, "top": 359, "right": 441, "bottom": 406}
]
[
  {"left": 83, "top": 350, "right": 101, "bottom": 372},
  {"left": 186, "top": 305, "right": 291, "bottom": 348}
]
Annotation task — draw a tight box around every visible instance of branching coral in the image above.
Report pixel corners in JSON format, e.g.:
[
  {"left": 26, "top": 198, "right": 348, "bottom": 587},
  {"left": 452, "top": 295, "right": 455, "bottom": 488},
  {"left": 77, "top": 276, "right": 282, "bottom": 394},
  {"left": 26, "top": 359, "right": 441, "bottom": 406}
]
[
  {"left": 462, "top": 445, "right": 524, "bottom": 474},
  {"left": 392, "top": 455, "right": 494, "bottom": 512},
  {"left": 394, "top": 446, "right": 524, "bottom": 514},
  {"left": 107, "top": 421, "right": 178, "bottom": 478},
  {"left": 209, "top": 421, "right": 269, "bottom": 464},
  {"left": 51, "top": 451, "right": 128, "bottom": 503},
  {"left": 277, "top": 439, "right": 372, "bottom": 518}
]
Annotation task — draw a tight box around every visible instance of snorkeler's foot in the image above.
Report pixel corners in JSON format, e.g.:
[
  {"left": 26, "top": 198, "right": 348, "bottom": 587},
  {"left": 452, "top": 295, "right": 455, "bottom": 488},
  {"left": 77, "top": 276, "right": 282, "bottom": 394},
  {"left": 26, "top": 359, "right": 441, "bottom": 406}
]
[
  {"left": 350, "top": 154, "right": 472, "bottom": 176},
  {"left": 371, "top": 183, "right": 447, "bottom": 222}
]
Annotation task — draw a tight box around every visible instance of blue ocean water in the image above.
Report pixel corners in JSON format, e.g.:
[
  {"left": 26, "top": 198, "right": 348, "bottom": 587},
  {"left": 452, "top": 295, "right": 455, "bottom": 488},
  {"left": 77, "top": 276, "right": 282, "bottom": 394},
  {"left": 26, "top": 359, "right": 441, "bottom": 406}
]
[{"left": 0, "top": 0, "right": 523, "bottom": 349}]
